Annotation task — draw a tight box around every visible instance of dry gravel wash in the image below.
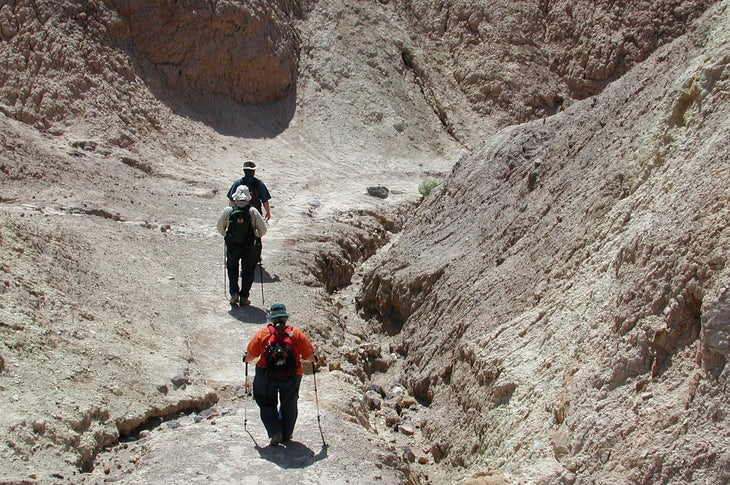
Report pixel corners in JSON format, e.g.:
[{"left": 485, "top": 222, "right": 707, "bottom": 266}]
[{"left": 77, "top": 235, "right": 445, "bottom": 484}]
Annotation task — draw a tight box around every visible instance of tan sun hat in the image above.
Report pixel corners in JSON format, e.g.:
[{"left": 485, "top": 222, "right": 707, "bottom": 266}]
[{"left": 242, "top": 160, "right": 257, "bottom": 172}]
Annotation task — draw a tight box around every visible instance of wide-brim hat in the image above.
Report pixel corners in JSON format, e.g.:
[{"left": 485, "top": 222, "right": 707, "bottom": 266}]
[
  {"left": 266, "top": 302, "right": 291, "bottom": 319},
  {"left": 232, "top": 185, "right": 251, "bottom": 203},
  {"left": 242, "top": 160, "right": 257, "bottom": 171}
]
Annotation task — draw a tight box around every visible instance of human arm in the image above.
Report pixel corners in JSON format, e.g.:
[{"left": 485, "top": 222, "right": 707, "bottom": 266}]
[
  {"left": 242, "top": 327, "right": 268, "bottom": 363},
  {"left": 216, "top": 207, "right": 232, "bottom": 236},
  {"left": 258, "top": 181, "right": 272, "bottom": 221},
  {"left": 249, "top": 208, "right": 267, "bottom": 237},
  {"left": 293, "top": 328, "right": 316, "bottom": 362},
  {"left": 243, "top": 351, "right": 257, "bottom": 363}
]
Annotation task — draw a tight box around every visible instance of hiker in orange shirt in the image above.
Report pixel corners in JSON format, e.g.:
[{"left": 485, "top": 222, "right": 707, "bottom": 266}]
[{"left": 243, "top": 303, "right": 316, "bottom": 446}]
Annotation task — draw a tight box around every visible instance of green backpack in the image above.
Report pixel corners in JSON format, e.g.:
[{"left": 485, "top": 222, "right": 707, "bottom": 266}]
[{"left": 225, "top": 206, "right": 255, "bottom": 245}]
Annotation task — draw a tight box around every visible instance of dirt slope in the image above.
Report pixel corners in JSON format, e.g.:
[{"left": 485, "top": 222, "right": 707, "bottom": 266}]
[{"left": 359, "top": 2, "right": 730, "bottom": 483}]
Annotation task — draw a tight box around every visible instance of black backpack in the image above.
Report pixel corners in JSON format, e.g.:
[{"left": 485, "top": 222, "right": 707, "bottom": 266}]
[
  {"left": 242, "top": 177, "right": 262, "bottom": 213},
  {"left": 263, "top": 324, "right": 298, "bottom": 380},
  {"left": 225, "top": 205, "right": 255, "bottom": 245}
]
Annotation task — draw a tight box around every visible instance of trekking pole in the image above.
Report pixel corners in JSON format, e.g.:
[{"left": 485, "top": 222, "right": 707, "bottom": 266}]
[
  {"left": 312, "top": 360, "right": 326, "bottom": 445},
  {"left": 259, "top": 259, "right": 265, "bottom": 306},
  {"left": 223, "top": 241, "right": 227, "bottom": 300},
  {"left": 243, "top": 359, "right": 249, "bottom": 431}
]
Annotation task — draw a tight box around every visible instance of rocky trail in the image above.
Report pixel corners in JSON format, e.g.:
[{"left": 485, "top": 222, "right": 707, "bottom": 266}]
[{"left": 77, "top": 196, "right": 441, "bottom": 485}]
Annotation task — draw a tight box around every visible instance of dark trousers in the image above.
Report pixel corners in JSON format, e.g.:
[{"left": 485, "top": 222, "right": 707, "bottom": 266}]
[
  {"left": 252, "top": 366, "right": 302, "bottom": 440},
  {"left": 226, "top": 240, "right": 261, "bottom": 299}
]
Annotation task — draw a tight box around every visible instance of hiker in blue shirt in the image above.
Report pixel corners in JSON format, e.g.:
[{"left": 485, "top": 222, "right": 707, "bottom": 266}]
[{"left": 227, "top": 160, "right": 272, "bottom": 222}]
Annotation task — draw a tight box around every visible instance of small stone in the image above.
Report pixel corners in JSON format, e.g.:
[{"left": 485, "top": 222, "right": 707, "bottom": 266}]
[
  {"left": 365, "top": 391, "right": 382, "bottom": 410},
  {"left": 401, "top": 446, "right": 416, "bottom": 462},
  {"left": 170, "top": 374, "right": 188, "bottom": 387},
  {"left": 367, "top": 186, "right": 389, "bottom": 198},
  {"left": 367, "top": 384, "right": 385, "bottom": 397},
  {"left": 384, "top": 408, "right": 401, "bottom": 427},
  {"left": 431, "top": 442, "right": 445, "bottom": 462}
]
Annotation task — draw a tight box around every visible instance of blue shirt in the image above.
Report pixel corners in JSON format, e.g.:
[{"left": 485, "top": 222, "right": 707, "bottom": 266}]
[{"left": 227, "top": 176, "right": 271, "bottom": 212}]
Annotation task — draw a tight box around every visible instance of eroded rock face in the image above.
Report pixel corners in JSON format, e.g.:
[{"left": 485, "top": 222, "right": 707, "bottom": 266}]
[
  {"left": 108, "top": 0, "right": 299, "bottom": 103},
  {"left": 0, "top": 0, "right": 298, "bottom": 129},
  {"left": 396, "top": 0, "right": 714, "bottom": 126},
  {"left": 359, "top": 2, "right": 730, "bottom": 482},
  {"left": 544, "top": 0, "right": 715, "bottom": 97}
]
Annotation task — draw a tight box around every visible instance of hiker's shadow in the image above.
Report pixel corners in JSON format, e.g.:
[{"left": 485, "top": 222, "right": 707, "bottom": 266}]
[
  {"left": 228, "top": 305, "right": 267, "bottom": 324},
  {"left": 254, "top": 440, "right": 329, "bottom": 469},
  {"left": 255, "top": 265, "right": 280, "bottom": 284}
]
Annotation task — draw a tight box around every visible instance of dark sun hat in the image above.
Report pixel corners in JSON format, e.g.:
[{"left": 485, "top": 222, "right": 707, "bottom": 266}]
[{"left": 266, "top": 302, "right": 291, "bottom": 319}]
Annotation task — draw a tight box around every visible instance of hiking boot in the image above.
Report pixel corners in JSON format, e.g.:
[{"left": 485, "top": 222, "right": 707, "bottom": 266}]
[
  {"left": 229, "top": 293, "right": 239, "bottom": 306},
  {"left": 240, "top": 297, "right": 251, "bottom": 306},
  {"left": 269, "top": 432, "right": 283, "bottom": 446}
]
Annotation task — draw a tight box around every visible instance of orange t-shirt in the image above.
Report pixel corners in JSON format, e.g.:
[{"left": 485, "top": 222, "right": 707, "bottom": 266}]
[{"left": 247, "top": 324, "right": 315, "bottom": 376}]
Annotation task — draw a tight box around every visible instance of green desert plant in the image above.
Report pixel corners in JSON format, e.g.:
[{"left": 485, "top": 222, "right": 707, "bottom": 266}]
[{"left": 418, "top": 178, "right": 439, "bottom": 197}]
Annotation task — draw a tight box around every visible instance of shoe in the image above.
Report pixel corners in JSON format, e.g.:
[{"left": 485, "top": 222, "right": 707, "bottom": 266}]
[
  {"left": 240, "top": 298, "right": 251, "bottom": 306},
  {"left": 269, "top": 432, "right": 283, "bottom": 446},
  {"left": 229, "top": 293, "right": 239, "bottom": 306}
]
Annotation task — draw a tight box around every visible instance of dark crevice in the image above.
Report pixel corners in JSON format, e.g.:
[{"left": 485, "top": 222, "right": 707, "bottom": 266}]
[
  {"left": 651, "top": 288, "right": 703, "bottom": 378},
  {"left": 399, "top": 46, "right": 460, "bottom": 143},
  {"left": 78, "top": 391, "right": 218, "bottom": 474},
  {"left": 299, "top": 204, "right": 414, "bottom": 294}
]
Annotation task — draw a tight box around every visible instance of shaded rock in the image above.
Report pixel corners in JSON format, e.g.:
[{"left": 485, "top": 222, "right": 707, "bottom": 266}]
[
  {"left": 367, "top": 186, "right": 389, "bottom": 198},
  {"left": 165, "top": 420, "right": 180, "bottom": 429},
  {"left": 382, "top": 408, "right": 401, "bottom": 427},
  {"left": 170, "top": 373, "right": 188, "bottom": 387},
  {"left": 430, "top": 441, "right": 448, "bottom": 463},
  {"left": 194, "top": 408, "right": 219, "bottom": 423},
  {"left": 398, "top": 423, "right": 415, "bottom": 436},
  {"left": 364, "top": 390, "right": 382, "bottom": 410},
  {"left": 400, "top": 445, "right": 416, "bottom": 463},
  {"left": 367, "top": 384, "right": 386, "bottom": 397}
]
